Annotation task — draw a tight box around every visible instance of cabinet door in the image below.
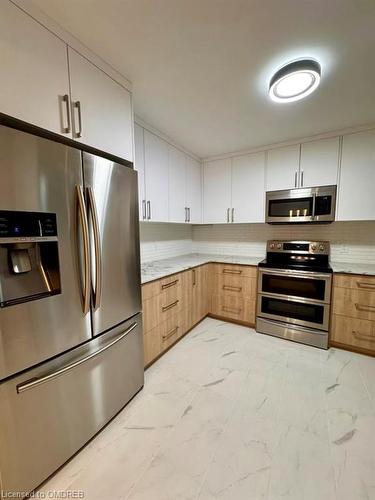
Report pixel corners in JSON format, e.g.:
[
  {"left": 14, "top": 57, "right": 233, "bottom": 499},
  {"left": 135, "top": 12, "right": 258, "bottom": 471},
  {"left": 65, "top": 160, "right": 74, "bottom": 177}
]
[
  {"left": 168, "top": 146, "right": 187, "bottom": 223},
  {"left": 186, "top": 157, "right": 202, "bottom": 223},
  {"left": 300, "top": 137, "right": 339, "bottom": 188},
  {"left": 68, "top": 48, "right": 133, "bottom": 161},
  {"left": 144, "top": 131, "right": 169, "bottom": 222},
  {"left": 134, "top": 124, "right": 146, "bottom": 220},
  {"left": 266, "top": 144, "right": 300, "bottom": 191},
  {"left": 0, "top": 2, "right": 70, "bottom": 135},
  {"left": 338, "top": 130, "right": 375, "bottom": 221},
  {"left": 232, "top": 152, "right": 265, "bottom": 223},
  {"left": 203, "top": 159, "right": 232, "bottom": 223}
]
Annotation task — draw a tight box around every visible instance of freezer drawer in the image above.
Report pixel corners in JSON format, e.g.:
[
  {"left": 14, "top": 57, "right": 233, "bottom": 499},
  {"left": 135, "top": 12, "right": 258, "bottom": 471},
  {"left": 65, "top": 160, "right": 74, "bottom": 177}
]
[{"left": 0, "top": 313, "right": 144, "bottom": 497}]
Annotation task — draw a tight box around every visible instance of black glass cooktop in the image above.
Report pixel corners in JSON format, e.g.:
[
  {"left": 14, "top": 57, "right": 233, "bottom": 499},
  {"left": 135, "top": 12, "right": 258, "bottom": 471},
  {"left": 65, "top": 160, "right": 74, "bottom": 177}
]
[{"left": 258, "top": 252, "right": 332, "bottom": 274}]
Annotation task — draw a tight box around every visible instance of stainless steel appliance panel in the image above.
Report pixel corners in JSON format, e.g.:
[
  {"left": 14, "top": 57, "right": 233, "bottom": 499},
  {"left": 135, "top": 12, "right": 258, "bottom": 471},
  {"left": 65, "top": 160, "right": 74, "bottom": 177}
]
[
  {"left": 0, "top": 313, "right": 144, "bottom": 496},
  {"left": 83, "top": 153, "right": 141, "bottom": 336},
  {"left": 0, "top": 126, "right": 91, "bottom": 380}
]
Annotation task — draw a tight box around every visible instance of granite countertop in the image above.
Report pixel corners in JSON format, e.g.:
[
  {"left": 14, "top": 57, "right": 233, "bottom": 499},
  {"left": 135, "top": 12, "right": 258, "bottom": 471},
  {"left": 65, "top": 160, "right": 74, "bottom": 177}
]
[
  {"left": 330, "top": 261, "right": 375, "bottom": 276},
  {"left": 141, "top": 253, "right": 263, "bottom": 284}
]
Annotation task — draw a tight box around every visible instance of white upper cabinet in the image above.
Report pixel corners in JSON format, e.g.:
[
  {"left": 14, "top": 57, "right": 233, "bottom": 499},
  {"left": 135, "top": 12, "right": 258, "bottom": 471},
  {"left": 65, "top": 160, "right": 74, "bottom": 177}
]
[
  {"left": 68, "top": 48, "right": 133, "bottom": 161},
  {"left": 300, "top": 137, "right": 339, "bottom": 187},
  {"left": 0, "top": 1, "right": 70, "bottom": 135},
  {"left": 203, "top": 159, "right": 232, "bottom": 223},
  {"left": 266, "top": 144, "right": 301, "bottom": 191},
  {"left": 232, "top": 152, "right": 265, "bottom": 223},
  {"left": 338, "top": 130, "right": 375, "bottom": 221},
  {"left": 144, "top": 130, "right": 169, "bottom": 222},
  {"left": 168, "top": 146, "right": 187, "bottom": 223},
  {"left": 134, "top": 123, "right": 146, "bottom": 219},
  {"left": 186, "top": 157, "right": 202, "bottom": 224}
]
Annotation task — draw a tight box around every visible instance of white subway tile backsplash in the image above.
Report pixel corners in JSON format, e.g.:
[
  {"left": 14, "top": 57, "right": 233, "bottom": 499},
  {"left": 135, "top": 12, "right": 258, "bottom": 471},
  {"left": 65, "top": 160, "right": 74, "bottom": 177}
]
[{"left": 139, "top": 223, "right": 193, "bottom": 262}]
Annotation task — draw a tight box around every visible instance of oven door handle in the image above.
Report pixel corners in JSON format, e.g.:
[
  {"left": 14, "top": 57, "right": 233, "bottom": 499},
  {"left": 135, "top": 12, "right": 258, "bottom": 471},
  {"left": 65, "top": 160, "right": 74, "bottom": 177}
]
[
  {"left": 258, "top": 268, "right": 331, "bottom": 280},
  {"left": 259, "top": 291, "right": 329, "bottom": 305}
]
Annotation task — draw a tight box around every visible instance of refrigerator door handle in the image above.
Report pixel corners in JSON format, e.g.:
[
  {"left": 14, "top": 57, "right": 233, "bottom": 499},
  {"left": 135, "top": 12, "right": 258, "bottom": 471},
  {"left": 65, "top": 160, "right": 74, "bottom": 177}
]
[
  {"left": 76, "top": 185, "right": 91, "bottom": 315},
  {"left": 16, "top": 322, "right": 138, "bottom": 393},
  {"left": 87, "top": 186, "right": 102, "bottom": 310}
]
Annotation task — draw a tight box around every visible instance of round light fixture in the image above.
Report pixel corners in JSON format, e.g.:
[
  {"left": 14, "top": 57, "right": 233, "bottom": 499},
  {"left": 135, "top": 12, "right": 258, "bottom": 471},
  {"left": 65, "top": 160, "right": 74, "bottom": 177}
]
[{"left": 269, "top": 59, "right": 321, "bottom": 103}]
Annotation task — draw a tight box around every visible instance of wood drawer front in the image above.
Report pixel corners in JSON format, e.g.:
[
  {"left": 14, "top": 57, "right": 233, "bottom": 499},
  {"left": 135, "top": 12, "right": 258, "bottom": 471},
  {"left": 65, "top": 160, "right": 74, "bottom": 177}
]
[
  {"left": 143, "top": 311, "right": 185, "bottom": 366},
  {"left": 334, "top": 274, "right": 375, "bottom": 291},
  {"left": 213, "top": 274, "right": 256, "bottom": 299},
  {"left": 143, "top": 288, "right": 183, "bottom": 333},
  {"left": 142, "top": 273, "right": 182, "bottom": 301},
  {"left": 331, "top": 314, "right": 375, "bottom": 352},
  {"left": 212, "top": 263, "right": 257, "bottom": 278},
  {"left": 211, "top": 294, "right": 255, "bottom": 324},
  {"left": 333, "top": 287, "right": 375, "bottom": 321}
]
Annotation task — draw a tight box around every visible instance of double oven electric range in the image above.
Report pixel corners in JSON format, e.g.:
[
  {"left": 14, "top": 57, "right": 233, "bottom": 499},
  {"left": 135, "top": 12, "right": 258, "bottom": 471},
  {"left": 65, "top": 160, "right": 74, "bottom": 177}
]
[{"left": 256, "top": 240, "right": 332, "bottom": 349}]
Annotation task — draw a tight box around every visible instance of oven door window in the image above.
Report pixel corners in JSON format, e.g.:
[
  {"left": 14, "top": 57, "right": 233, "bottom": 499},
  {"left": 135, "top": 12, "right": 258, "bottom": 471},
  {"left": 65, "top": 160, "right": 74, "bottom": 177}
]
[
  {"left": 261, "top": 296, "right": 325, "bottom": 326},
  {"left": 261, "top": 274, "right": 326, "bottom": 301},
  {"left": 268, "top": 197, "right": 313, "bottom": 218}
]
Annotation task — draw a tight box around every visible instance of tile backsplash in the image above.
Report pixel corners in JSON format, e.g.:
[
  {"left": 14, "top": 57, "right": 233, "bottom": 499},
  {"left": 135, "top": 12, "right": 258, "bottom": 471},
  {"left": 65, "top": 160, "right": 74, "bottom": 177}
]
[{"left": 140, "top": 221, "right": 375, "bottom": 263}]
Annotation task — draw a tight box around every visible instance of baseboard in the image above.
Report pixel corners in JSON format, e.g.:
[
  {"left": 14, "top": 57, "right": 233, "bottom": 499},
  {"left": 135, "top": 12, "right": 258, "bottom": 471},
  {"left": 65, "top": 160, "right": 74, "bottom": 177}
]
[
  {"left": 330, "top": 341, "right": 375, "bottom": 358},
  {"left": 207, "top": 313, "right": 254, "bottom": 328}
]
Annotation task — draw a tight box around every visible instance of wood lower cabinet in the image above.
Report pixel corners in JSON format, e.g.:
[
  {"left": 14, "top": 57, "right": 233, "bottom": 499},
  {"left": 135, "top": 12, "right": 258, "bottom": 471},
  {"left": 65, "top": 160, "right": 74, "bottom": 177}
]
[{"left": 331, "top": 273, "right": 375, "bottom": 356}]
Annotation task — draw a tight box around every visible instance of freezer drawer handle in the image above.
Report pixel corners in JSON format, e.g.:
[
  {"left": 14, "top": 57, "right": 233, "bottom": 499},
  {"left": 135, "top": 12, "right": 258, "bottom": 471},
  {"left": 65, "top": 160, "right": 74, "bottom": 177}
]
[
  {"left": 87, "top": 186, "right": 102, "bottom": 310},
  {"left": 76, "top": 185, "right": 91, "bottom": 315},
  {"left": 161, "top": 279, "right": 179, "bottom": 290},
  {"left": 162, "top": 300, "right": 179, "bottom": 312},
  {"left": 16, "top": 322, "right": 138, "bottom": 394}
]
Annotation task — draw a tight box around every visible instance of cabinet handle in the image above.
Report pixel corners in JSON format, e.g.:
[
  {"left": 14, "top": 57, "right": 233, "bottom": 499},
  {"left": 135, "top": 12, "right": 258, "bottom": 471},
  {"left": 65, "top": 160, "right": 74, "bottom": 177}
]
[
  {"left": 188, "top": 207, "right": 191, "bottom": 222},
  {"left": 223, "top": 285, "right": 242, "bottom": 292},
  {"left": 184, "top": 207, "right": 188, "bottom": 223},
  {"left": 147, "top": 201, "right": 151, "bottom": 220},
  {"left": 162, "top": 299, "right": 179, "bottom": 312},
  {"left": 223, "top": 269, "right": 242, "bottom": 275},
  {"left": 62, "top": 94, "right": 71, "bottom": 133},
  {"left": 222, "top": 305, "right": 241, "bottom": 314},
  {"left": 300, "top": 170, "right": 304, "bottom": 187},
  {"left": 192, "top": 268, "right": 196, "bottom": 286},
  {"left": 161, "top": 279, "right": 179, "bottom": 290},
  {"left": 74, "top": 101, "right": 83, "bottom": 138},
  {"left": 355, "top": 303, "right": 375, "bottom": 312},
  {"left": 162, "top": 326, "right": 179, "bottom": 341},
  {"left": 226, "top": 208, "right": 230, "bottom": 223},
  {"left": 356, "top": 281, "right": 375, "bottom": 290},
  {"left": 352, "top": 330, "right": 375, "bottom": 342},
  {"left": 294, "top": 171, "right": 298, "bottom": 188},
  {"left": 142, "top": 200, "right": 146, "bottom": 220},
  {"left": 231, "top": 208, "right": 234, "bottom": 223}
]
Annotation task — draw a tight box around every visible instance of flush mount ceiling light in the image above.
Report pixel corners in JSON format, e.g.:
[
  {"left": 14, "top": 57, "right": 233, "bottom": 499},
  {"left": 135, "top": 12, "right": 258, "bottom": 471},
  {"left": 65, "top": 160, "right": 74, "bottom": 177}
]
[{"left": 269, "top": 59, "right": 321, "bottom": 103}]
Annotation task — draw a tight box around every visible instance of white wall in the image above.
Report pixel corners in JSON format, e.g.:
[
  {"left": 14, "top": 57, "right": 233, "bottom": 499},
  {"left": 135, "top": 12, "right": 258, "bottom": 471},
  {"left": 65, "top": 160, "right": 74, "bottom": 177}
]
[{"left": 139, "top": 222, "right": 193, "bottom": 262}]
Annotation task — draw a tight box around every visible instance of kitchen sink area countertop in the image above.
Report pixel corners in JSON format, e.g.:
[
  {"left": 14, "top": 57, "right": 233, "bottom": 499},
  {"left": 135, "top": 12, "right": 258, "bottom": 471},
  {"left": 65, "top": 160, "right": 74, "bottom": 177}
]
[
  {"left": 141, "top": 253, "right": 262, "bottom": 284},
  {"left": 330, "top": 261, "right": 375, "bottom": 276}
]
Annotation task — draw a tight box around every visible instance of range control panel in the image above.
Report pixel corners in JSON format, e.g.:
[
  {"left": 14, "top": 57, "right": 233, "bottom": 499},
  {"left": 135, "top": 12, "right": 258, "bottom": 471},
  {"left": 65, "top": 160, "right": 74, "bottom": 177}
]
[
  {"left": 0, "top": 211, "right": 57, "bottom": 238},
  {"left": 267, "top": 240, "right": 330, "bottom": 255}
]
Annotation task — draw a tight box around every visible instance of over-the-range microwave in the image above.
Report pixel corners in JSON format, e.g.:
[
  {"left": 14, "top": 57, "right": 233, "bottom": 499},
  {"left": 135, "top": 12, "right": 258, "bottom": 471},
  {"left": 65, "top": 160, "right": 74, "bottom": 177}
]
[{"left": 265, "top": 185, "right": 337, "bottom": 224}]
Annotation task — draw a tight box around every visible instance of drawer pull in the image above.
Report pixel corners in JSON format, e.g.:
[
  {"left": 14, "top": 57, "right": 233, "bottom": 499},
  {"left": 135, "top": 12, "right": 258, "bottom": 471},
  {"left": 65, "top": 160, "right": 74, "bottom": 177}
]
[
  {"left": 161, "top": 279, "right": 179, "bottom": 290},
  {"left": 162, "top": 326, "right": 179, "bottom": 341},
  {"left": 222, "top": 305, "right": 242, "bottom": 314},
  {"left": 355, "top": 303, "right": 375, "bottom": 312},
  {"left": 162, "top": 300, "right": 179, "bottom": 312},
  {"left": 223, "top": 269, "right": 242, "bottom": 275},
  {"left": 223, "top": 285, "right": 242, "bottom": 292},
  {"left": 352, "top": 330, "right": 375, "bottom": 342},
  {"left": 356, "top": 281, "right": 375, "bottom": 290}
]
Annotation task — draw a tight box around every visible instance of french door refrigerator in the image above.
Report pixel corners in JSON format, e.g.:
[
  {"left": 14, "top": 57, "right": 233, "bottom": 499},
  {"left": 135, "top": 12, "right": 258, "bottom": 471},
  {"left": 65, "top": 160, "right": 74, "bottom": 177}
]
[{"left": 0, "top": 124, "right": 143, "bottom": 497}]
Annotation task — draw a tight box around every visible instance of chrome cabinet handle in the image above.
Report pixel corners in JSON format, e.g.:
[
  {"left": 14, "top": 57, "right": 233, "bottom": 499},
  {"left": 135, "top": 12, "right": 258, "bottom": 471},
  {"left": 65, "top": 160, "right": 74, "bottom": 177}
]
[
  {"left": 226, "top": 208, "right": 230, "bottom": 223},
  {"left": 162, "top": 326, "right": 179, "bottom": 341},
  {"left": 142, "top": 200, "right": 146, "bottom": 220},
  {"left": 161, "top": 279, "right": 179, "bottom": 290},
  {"left": 74, "top": 101, "right": 83, "bottom": 138},
  {"left": 147, "top": 201, "right": 151, "bottom": 220},
  {"left": 162, "top": 299, "right": 179, "bottom": 312},
  {"left": 62, "top": 94, "right": 71, "bottom": 133},
  {"left": 231, "top": 208, "right": 234, "bottom": 223},
  {"left": 192, "top": 268, "right": 196, "bottom": 286},
  {"left": 223, "top": 285, "right": 242, "bottom": 292},
  {"left": 185, "top": 207, "right": 188, "bottom": 223},
  {"left": 223, "top": 268, "right": 242, "bottom": 275},
  {"left": 356, "top": 281, "right": 375, "bottom": 290},
  {"left": 17, "top": 323, "right": 138, "bottom": 393},
  {"left": 355, "top": 303, "right": 375, "bottom": 312},
  {"left": 188, "top": 207, "right": 191, "bottom": 222},
  {"left": 87, "top": 186, "right": 102, "bottom": 310},
  {"left": 76, "top": 185, "right": 90, "bottom": 315},
  {"left": 300, "top": 170, "right": 304, "bottom": 187},
  {"left": 294, "top": 171, "right": 298, "bottom": 187},
  {"left": 352, "top": 330, "right": 375, "bottom": 342}
]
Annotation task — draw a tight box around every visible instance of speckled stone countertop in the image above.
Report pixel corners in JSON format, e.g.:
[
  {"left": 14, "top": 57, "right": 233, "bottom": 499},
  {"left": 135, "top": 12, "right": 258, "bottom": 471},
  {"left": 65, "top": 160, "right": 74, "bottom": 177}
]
[
  {"left": 330, "top": 261, "right": 375, "bottom": 276},
  {"left": 141, "top": 253, "right": 263, "bottom": 284}
]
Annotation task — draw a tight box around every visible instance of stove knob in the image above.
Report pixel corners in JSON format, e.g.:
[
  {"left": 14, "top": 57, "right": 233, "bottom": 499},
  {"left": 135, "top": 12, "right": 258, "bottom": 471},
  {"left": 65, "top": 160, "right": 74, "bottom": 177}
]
[
  {"left": 311, "top": 244, "right": 317, "bottom": 251},
  {"left": 270, "top": 243, "right": 275, "bottom": 249},
  {"left": 277, "top": 243, "right": 282, "bottom": 249},
  {"left": 319, "top": 244, "right": 325, "bottom": 251}
]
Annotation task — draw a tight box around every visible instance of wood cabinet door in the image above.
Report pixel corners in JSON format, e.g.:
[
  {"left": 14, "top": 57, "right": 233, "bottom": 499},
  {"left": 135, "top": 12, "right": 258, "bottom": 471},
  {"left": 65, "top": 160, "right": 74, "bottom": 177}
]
[
  {"left": 299, "top": 137, "right": 339, "bottom": 188},
  {"left": 0, "top": 2, "right": 70, "bottom": 135},
  {"left": 203, "top": 159, "right": 232, "bottom": 223},
  {"left": 266, "top": 144, "right": 300, "bottom": 191},
  {"left": 168, "top": 145, "right": 187, "bottom": 223},
  {"left": 134, "top": 124, "right": 146, "bottom": 220},
  {"left": 144, "top": 130, "right": 169, "bottom": 221},
  {"left": 68, "top": 48, "right": 133, "bottom": 161},
  {"left": 186, "top": 157, "right": 202, "bottom": 223},
  {"left": 231, "top": 152, "right": 265, "bottom": 223},
  {"left": 338, "top": 130, "right": 375, "bottom": 221}
]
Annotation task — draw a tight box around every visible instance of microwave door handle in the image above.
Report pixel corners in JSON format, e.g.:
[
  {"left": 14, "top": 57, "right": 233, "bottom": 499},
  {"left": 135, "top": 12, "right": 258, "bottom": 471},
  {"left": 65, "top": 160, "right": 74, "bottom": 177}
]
[
  {"left": 87, "top": 186, "right": 102, "bottom": 310},
  {"left": 311, "top": 193, "right": 316, "bottom": 220},
  {"left": 76, "top": 185, "right": 91, "bottom": 315}
]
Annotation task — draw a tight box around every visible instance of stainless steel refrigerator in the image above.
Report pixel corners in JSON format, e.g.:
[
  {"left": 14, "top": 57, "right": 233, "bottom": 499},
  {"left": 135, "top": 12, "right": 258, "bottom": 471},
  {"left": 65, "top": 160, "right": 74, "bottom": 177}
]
[{"left": 0, "top": 124, "right": 144, "bottom": 496}]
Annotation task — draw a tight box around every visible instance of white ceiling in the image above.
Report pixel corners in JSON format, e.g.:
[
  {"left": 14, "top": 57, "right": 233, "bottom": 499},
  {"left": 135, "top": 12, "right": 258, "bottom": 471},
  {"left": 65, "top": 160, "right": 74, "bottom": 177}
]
[{"left": 33, "top": 0, "right": 375, "bottom": 158}]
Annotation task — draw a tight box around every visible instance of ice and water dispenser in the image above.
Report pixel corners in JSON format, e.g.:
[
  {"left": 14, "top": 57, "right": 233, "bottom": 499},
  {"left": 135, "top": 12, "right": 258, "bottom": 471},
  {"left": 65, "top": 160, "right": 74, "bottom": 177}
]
[{"left": 0, "top": 211, "right": 61, "bottom": 307}]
